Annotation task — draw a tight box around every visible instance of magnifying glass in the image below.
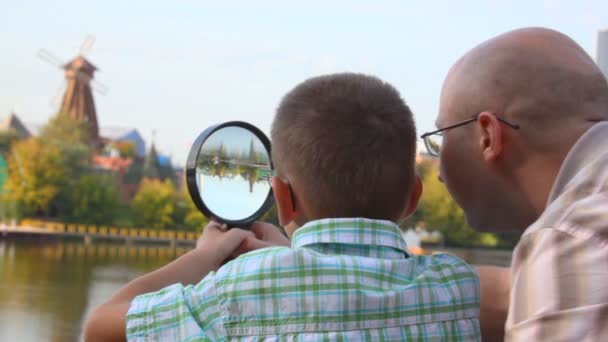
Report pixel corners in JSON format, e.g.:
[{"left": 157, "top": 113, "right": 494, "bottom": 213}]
[{"left": 185, "top": 121, "right": 274, "bottom": 228}]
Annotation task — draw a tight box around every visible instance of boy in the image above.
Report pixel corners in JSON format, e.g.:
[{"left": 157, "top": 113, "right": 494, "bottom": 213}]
[{"left": 85, "top": 73, "right": 481, "bottom": 341}]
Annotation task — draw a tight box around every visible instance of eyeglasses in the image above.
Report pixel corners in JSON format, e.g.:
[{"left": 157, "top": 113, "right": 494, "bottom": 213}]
[{"left": 420, "top": 114, "right": 520, "bottom": 157}]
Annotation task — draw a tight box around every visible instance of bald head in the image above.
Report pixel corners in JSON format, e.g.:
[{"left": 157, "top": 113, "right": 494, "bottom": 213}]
[{"left": 441, "top": 27, "right": 608, "bottom": 148}]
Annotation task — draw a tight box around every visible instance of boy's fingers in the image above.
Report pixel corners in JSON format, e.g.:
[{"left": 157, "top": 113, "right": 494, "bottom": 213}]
[
  {"left": 223, "top": 229, "right": 256, "bottom": 250},
  {"left": 250, "top": 222, "right": 279, "bottom": 238},
  {"left": 233, "top": 237, "right": 273, "bottom": 256},
  {"left": 204, "top": 221, "right": 225, "bottom": 233}
]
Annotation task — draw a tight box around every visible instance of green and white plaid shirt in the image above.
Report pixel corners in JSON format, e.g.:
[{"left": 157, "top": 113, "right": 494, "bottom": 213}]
[{"left": 127, "top": 218, "right": 481, "bottom": 341}]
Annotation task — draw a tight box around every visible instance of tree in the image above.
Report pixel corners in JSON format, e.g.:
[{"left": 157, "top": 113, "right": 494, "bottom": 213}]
[
  {"left": 39, "top": 113, "right": 93, "bottom": 177},
  {"left": 40, "top": 113, "right": 95, "bottom": 217},
  {"left": 0, "top": 129, "right": 20, "bottom": 156},
  {"left": 412, "top": 161, "right": 500, "bottom": 248},
  {"left": 41, "top": 113, "right": 93, "bottom": 146},
  {"left": 131, "top": 178, "right": 177, "bottom": 230},
  {"left": 142, "top": 144, "right": 161, "bottom": 179},
  {"left": 63, "top": 174, "right": 122, "bottom": 225},
  {"left": 172, "top": 181, "right": 208, "bottom": 231},
  {"left": 180, "top": 194, "right": 209, "bottom": 231},
  {"left": 4, "top": 138, "right": 68, "bottom": 217}
]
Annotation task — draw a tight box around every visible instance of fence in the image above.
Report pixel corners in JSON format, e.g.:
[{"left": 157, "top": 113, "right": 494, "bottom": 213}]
[{"left": 15, "top": 219, "right": 199, "bottom": 243}]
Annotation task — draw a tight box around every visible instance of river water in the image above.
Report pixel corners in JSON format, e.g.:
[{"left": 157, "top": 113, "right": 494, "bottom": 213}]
[
  {"left": 0, "top": 238, "right": 189, "bottom": 341},
  {"left": 0, "top": 237, "right": 512, "bottom": 341}
]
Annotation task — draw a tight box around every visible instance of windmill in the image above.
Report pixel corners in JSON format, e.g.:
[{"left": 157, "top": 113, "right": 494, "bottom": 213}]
[{"left": 37, "top": 35, "right": 108, "bottom": 146}]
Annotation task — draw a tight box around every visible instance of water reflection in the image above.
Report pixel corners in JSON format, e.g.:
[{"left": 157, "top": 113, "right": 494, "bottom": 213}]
[
  {"left": 0, "top": 239, "right": 188, "bottom": 342},
  {"left": 196, "top": 126, "right": 272, "bottom": 220}
]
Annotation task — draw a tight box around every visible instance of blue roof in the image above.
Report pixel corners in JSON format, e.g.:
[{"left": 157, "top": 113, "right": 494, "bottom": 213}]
[{"left": 157, "top": 155, "right": 171, "bottom": 166}]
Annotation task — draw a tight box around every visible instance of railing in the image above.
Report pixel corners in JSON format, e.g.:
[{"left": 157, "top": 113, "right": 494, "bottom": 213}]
[{"left": 13, "top": 219, "right": 199, "bottom": 243}]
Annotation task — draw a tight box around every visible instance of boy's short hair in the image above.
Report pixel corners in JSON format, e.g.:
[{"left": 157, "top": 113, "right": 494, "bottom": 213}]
[{"left": 271, "top": 73, "right": 417, "bottom": 220}]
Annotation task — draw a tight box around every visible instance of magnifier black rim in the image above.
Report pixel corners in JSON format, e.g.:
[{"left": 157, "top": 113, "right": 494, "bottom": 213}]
[{"left": 186, "top": 121, "right": 274, "bottom": 228}]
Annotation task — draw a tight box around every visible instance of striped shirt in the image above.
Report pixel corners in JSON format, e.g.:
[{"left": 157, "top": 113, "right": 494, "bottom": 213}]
[
  {"left": 127, "top": 218, "right": 481, "bottom": 341},
  {"left": 506, "top": 122, "right": 608, "bottom": 341}
]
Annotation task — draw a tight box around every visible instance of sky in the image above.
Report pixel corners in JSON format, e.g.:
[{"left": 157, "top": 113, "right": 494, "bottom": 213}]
[{"left": 1, "top": 1, "right": 607, "bottom": 166}]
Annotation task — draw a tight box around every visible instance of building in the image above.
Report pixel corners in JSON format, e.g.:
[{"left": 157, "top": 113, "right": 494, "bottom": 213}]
[
  {"left": 0, "top": 112, "right": 159, "bottom": 203},
  {"left": 598, "top": 29, "right": 608, "bottom": 79},
  {"left": 0, "top": 114, "right": 146, "bottom": 158},
  {"left": 0, "top": 113, "right": 31, "bottom": 139},
  {"left": 99, "top": 126, "right": 146, "bottom": 157}
]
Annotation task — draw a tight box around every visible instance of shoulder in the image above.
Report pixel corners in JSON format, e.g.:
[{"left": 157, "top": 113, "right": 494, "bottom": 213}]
[
  {"left": 532, "top": 157, "right": 608, "bottom": 246},
  {"left": 215, "top": 246, "right": 293, "bottom": 279},
  {"left": 508, "top": 227, "right": 608, "bottom": 332},
  {"left": 408, "top": 253, "right": 480, "bottom": 303},
  {"left": 416, "top": 253, "right": 479, "bottom": 279},
  {"left": 556, "top": 191, "right": 608, "bottom": 246}
]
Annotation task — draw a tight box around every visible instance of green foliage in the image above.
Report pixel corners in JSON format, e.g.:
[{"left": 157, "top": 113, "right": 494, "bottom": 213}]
[
  {"left": 42, "top": 114, "right": 96, "bottom": 217},
  {"left": 40, "top": 113, "right": 92, "bottom": 147},
  {"left": 171, "top": 182, "right": 207, "bottom": 232},
  {"left": 131, "top": 179, "right": 177, "bottom": 230},
  {"left": 177, "top": 193, "right": 209, "bottom": 231},
  {"left": 142, "top": 145, "right": 161, "bottom": 179},
  {"left": 417, "top": 164, "right": 481, "bottom": 247},
  {"left": 63, "top": 174, "right": 122, "bottom": 225},
  {"left": 4, "top": 114, "right": 105, "bottom": 219},
  {"left": 39, "top": 113, "right": 93, "bottom": 178},
  {"left": 123, "top": 159, "right": 143, "bottom": 184},
  {"left": 5, "top": 138, "right": 69, "bottom": 216},
  {"left": 0, "top": 129, "right": 20, "bottom": 155},
  {"left": 3, "top": 112, "right": 211, "bottom": 232}
]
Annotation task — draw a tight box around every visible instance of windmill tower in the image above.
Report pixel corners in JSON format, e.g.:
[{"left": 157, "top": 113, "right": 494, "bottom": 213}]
[{"left": 38, "top": 35, "right": 108, "bottom": 146}]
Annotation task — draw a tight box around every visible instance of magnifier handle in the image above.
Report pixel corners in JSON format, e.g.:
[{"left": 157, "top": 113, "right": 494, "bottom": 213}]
[{"left": 212, "top": 217, "right": 252, "bottom": 231}]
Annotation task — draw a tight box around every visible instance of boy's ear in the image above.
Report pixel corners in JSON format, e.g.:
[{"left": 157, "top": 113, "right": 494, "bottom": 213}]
[
  {"left": 402, "top": 175, "right": 423, "bottom": 219},
  {"left": 271, "top": 177, "right": 298, "bottom": 226}
]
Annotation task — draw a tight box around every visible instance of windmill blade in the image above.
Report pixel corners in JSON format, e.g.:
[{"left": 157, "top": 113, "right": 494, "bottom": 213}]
[
  {"left": 74, "top": 71, "right": 109, "bottom": 95},
  {"left": 92, "top": 80, "right": 109, "bottom": 95},
  {"left": 51, "top": 82, "right": 66, "bottom": 109},
  {"left": 37, "top": 49, "right": 64, "bottom": 67},
  {"left": 80, "top": 35, "right": 96, "bottom": 56}
]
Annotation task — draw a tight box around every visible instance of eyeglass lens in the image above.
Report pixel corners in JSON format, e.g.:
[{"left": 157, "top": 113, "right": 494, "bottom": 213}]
[{"left": 424, "top": 134, "right": 443, "bottom": 156}]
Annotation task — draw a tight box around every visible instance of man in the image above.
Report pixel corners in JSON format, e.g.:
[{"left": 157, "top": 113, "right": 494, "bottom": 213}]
[{"left": 423, "top": 27, "right": 608, "bottom": 340}]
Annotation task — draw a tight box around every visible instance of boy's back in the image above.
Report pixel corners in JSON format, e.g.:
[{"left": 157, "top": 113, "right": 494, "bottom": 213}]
[
  {"left": 127, "top": 218, "right": 480, "bottom": 341},
  {"left": 86, "top": 73, "right": 481, "bottom": 341}
]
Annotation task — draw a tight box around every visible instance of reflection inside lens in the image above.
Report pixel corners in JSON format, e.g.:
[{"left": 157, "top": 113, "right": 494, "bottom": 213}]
[
  {"left": 196, "top": 126, "right": 272, "bottom": 221},
  {"left": 428, "top": 134, "right": 442, "bottom": 155}
]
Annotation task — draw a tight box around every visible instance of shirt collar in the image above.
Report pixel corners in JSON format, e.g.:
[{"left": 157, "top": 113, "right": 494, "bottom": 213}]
[
  {"left": 548, "top": 122, "right": 608, "bottom": 204},
  {"left": 291, "top": 217, "right": 410, "bottom": 255}
]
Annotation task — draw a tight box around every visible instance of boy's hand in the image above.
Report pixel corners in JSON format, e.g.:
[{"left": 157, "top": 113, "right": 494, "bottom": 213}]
[
  {"left": 197, "top": 221, "right": 292, "bottom": 267},
  {"left": 250, "top": 222, "right": 291, "bottom": 247},
  {"left": 196, "top": 220, "right": 258, "bottom": 269},
  {"left": 231, "top": 222, "right": 291, "bottom": 255}
]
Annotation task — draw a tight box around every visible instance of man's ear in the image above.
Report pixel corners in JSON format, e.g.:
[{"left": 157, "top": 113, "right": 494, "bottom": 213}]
[
  {"left": 477, "top": 112, "right": 504, "bottom": 162},
  {"left": 402, "top": 175, "right": 423, "bottom": 219},
  {"left": 271, "top": 176, "right": 298, "bottom": 226}
]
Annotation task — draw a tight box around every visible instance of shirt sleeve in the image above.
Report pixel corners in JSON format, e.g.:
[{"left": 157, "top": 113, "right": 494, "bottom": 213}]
[
  {"left": 506, "top": 228, "right": 608, "bottom": 341},
  {"left": 126, "top": 272, "right": 224, "bottom": 341}
]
